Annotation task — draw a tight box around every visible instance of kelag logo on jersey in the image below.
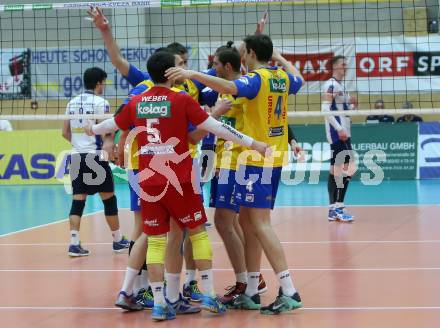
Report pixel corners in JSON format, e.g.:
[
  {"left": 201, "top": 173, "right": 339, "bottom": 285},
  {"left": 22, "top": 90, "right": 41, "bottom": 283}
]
[
  {"left": 136, "top": 101, "right": 171, "bottom": 118},
  {"left": 269, "top": 78, "right": 287, "bottom": 93},
  {"left": 356, "top": 51, "right": 440, "bottom": 77}
]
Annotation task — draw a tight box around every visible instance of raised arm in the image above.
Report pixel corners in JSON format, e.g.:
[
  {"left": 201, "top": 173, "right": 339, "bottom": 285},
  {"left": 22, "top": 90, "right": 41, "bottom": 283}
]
[
  {"left": 88, "top": 7, "right": 130, "bottom": 77},
  {"left": 272, "top": 48, "right": 303, "bottom": 82}
]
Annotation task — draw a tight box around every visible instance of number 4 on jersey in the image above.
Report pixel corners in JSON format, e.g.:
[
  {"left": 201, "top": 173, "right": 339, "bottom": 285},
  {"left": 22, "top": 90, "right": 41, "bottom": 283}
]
[{"left": 275, "top": 97, "right": 282, "bottom": 119}]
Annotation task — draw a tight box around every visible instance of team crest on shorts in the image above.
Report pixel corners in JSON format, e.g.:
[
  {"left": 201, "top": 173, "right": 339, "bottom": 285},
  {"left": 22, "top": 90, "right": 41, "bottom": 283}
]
[
  {"left": 245, "top": 193, "right": 255, "bottom": 203},
  {"left": 194, "top": 211, "right": 202, "bottom": 221}
]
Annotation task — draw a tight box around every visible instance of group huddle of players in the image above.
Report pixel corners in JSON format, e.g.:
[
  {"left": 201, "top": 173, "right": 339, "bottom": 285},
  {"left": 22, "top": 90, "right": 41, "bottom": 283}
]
[{"left": 63, "top": 7, "right": 357, "bottom": 322}]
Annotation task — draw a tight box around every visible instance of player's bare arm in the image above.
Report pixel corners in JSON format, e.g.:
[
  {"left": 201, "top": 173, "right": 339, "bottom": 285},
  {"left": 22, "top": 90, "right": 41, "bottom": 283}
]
[
  {"left": 322, "top": 92, "right": 348, "bottom": 141},
  {"left": 272, "top": 48, "right": 304, "bottom": 83},
  {"left": 165, "top": 68, "right": 238, "bottom": 95},
  {"left": 62, "top": 120, "right": 71, "bottom": 142},
  {"left": 88, "top": 6, "right": 130, "bottom": 77}
]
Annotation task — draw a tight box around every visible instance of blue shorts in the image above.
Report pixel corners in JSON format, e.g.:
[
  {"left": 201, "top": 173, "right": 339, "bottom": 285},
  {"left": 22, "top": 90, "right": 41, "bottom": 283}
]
[
  {"left": 127, "top": 169, "right": 141, "bottom": 212},
  {"left": 234, "top": 165, "right": 282, "bottom": 209},
  {"left": 192, "top": 158, "right": 203, "bottom": 198},
  {"left": 209, "top": 169, "right": 239, "bottom": 213}
]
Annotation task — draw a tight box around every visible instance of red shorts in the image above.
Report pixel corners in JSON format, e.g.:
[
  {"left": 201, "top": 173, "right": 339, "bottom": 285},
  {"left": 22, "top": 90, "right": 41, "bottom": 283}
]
[{"left": 141, "top": 182, "right": 207, "bottom": 235}]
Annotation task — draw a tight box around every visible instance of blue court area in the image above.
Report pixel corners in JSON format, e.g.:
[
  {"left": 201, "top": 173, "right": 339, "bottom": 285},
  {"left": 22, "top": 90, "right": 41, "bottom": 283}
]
[{"left": 0, "top": 179, "right": 439, "bottom": 236}]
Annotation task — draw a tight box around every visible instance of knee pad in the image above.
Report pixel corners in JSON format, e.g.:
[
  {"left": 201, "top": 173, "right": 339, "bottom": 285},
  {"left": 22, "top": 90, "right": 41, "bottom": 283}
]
[
  {"left": 69, "top": 199, "right": 86, "bottom": 217},
  {"left": 103, "top": 195, "right": 118, "bottom": 216},
  {"left": 146, "top": 236, "right": 167, "bottom": 265},
  {"left": 189, "top": 231, "right": 212, "bottom": 261}
]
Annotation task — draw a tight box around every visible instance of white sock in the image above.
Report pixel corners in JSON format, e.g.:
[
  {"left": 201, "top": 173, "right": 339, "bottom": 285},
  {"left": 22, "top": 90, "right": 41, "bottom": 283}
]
[
  {"left": 121, "top": 267, "right": 139, "bottom": 295},
  {"left": 235, "top": 272, "right": 247, "bottom": 284},
  {"left": 185, "top": 270, "right": 196, "bottom": 285},
  {"left": 133, "top": 274, "right": 142, "bottom": 295},
  {"left": 335, "top": 202, "right": 344, "bottom": 209},
  {"left": 165, "top": 272, "right": 181, "bottom": 303},
  {"left": 151, "top": 282, "right": 166, "bottom": 306},
  {"left": 245, "top": 272, "right": 260, "bottom": 297},
  {"left": 199, "top": 269, "right": 215, "bottom": 297},
  {"left": 112, "top": 229, "right": 122, "bottom": 243},
  {"left": 140, "top": 270, "right": 150, "bottom": 290},
  {"left": 277, "top": 270, "right": 296, "bottom": 297},
  {"left": 70, "top": 230, "right": 80, "bottom": 246}
]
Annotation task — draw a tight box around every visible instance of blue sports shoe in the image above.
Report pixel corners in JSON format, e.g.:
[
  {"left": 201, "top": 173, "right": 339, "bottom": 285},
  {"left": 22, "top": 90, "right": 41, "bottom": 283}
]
[
  {"left": 328, "top": 207, "right": 354, "bottom": 223},
  {"left": 151, "top": 303, "right": 176, "bottom": 321},
  {"left": 201, "top": 295, "right": 227, "bottom": 314},
  {"left": 168, "top": 293, "right": 201, "bottom": 314},
  {"left": 136, "top": 287, "right": 154, "bottom": 310},
  {"left": 113, "top": 236, "right": 130, "bottom": 253},
  {"left": 115, "top": 291, "right": 144, "bottom": 311},
  {"left": 68, "top": 243, "right": 90, "bottom": 257},
  {"left": 183, "top": 281, "right": 203, "bottom": 302}
]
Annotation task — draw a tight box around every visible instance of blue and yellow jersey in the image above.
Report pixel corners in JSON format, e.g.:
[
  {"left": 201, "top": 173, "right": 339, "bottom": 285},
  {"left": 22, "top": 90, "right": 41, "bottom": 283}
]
[
  {"left": 176, "top": 79, "right": 201, "bottom": 158},
  {"left": 215, "top": 94, "right": 245, "bottom": 171},
  {"left": 233, "top": 67, "right": 303, "bottom": 167},
  {"left": 124, "top": 64, "right": 151, "bottom": 87}
]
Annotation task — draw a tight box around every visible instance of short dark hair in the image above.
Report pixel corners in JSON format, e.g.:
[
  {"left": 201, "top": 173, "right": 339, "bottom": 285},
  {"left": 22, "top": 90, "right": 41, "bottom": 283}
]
[
  {"left": 154, "top": 47, "right": 168, "bottom": 54},
  {"left": 331, "top": 55, "right": 346, "bottom": 66},
  {"left": 147, "top": 51, "right": 176, "bottom": 83},
  {"left": 83, "top": 67, "right": 107, "bottom": 90},
  {"left": 166, "top": 42, "right": 188, "bottom": 56},
  {"left": 243, "top": 34, "right": 273, "bottom": 62},
  {"left": 216, "top": 48, "right": 241, "bottom": 72}
]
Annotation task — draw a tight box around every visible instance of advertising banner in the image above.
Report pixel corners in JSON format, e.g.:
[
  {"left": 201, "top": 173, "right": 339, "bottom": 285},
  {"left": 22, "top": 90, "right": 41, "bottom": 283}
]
[
  {"left": 290, "top": 123, "right": 418, "bottom": 182},
  {"left": 418, "top": 122, "right": 440, "bottom": 179}
]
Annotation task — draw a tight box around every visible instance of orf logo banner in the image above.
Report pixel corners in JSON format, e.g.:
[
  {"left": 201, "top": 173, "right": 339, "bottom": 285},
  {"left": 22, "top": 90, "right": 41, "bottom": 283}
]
[{"left": 418, "top": 122, "right": 440, "bottom": 179}]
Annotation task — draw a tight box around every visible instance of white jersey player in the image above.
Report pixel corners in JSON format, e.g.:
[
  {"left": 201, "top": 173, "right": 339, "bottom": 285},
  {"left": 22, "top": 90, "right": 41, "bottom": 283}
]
[
  {"left": 321, "top": 56, "right": 358, "bottom": 223},
  {"left": 62, "top": 67, "right": 129, "bottom": 257},
  {"left": 66, "top": 90, "right": 110, "bottom": 153}
]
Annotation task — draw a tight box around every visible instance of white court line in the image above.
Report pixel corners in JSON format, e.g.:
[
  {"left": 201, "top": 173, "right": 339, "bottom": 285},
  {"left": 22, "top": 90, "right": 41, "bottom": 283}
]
[
  {"left": 2, "top": 240, "right": 440, "bottom": 246},
  {"left": 2, "top": 204, "right": 439, "bottom": 239},
  {"left": 0, "top": 211, "right": 103, "bottom": 238},
  {"left": 1, "top": 267, "right": 440, "bottom": 272},
  {"left": 0, "top": 306, "right": 439, "bottom": 311}
]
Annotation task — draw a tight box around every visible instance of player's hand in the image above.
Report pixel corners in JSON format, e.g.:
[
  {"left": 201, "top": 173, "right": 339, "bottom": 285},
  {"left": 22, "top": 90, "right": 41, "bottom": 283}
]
[
  {"left": 271, "top": 48, "right": 284, "bottom": 63},
  {"left": 291, "top": 140, "right": 305, "bottom": 162},
  {"left": 83, "top": 123, "right": 94, "bottom": 136},
  {"left": 349, "top": 96, "right": 358, "bottom": 109},
  {"left": 211, "top": 98, "right": 232, "bottom": 119},
  {"left": 117, "top": 130, "right": 129, "bottom": 168},
  {"left": 338, "top": 129, "right": 348, "bottom": 141},
  {"left": 255, "top": 11, "right": 268, "bottom": 35},
  {"left": 102, "top": 140, "right": 115, "bottom": 162},
  {"left": 165, "top": 67, "right": 192, "bottom": 82},
  {"left": 87, "top": 6, "right": 109, "bottom": 31},
  {"left": 251, "top": 140, "right": 272, "bottom": 157}
]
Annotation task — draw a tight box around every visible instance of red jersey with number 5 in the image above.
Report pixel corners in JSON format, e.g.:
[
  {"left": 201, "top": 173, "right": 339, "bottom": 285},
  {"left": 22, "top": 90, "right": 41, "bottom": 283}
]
[{"left": 115, "top": 86, "right": 208, "bottom": 186}]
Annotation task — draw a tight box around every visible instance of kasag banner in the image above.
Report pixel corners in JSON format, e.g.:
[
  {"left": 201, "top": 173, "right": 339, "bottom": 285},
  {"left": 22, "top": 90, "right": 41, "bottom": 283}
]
[
  {"left": 288, "top": 123, "right": 418, "bottom": 182},
  {"left": 0, "top": 130, "right": 127, "bottom": 186}
]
